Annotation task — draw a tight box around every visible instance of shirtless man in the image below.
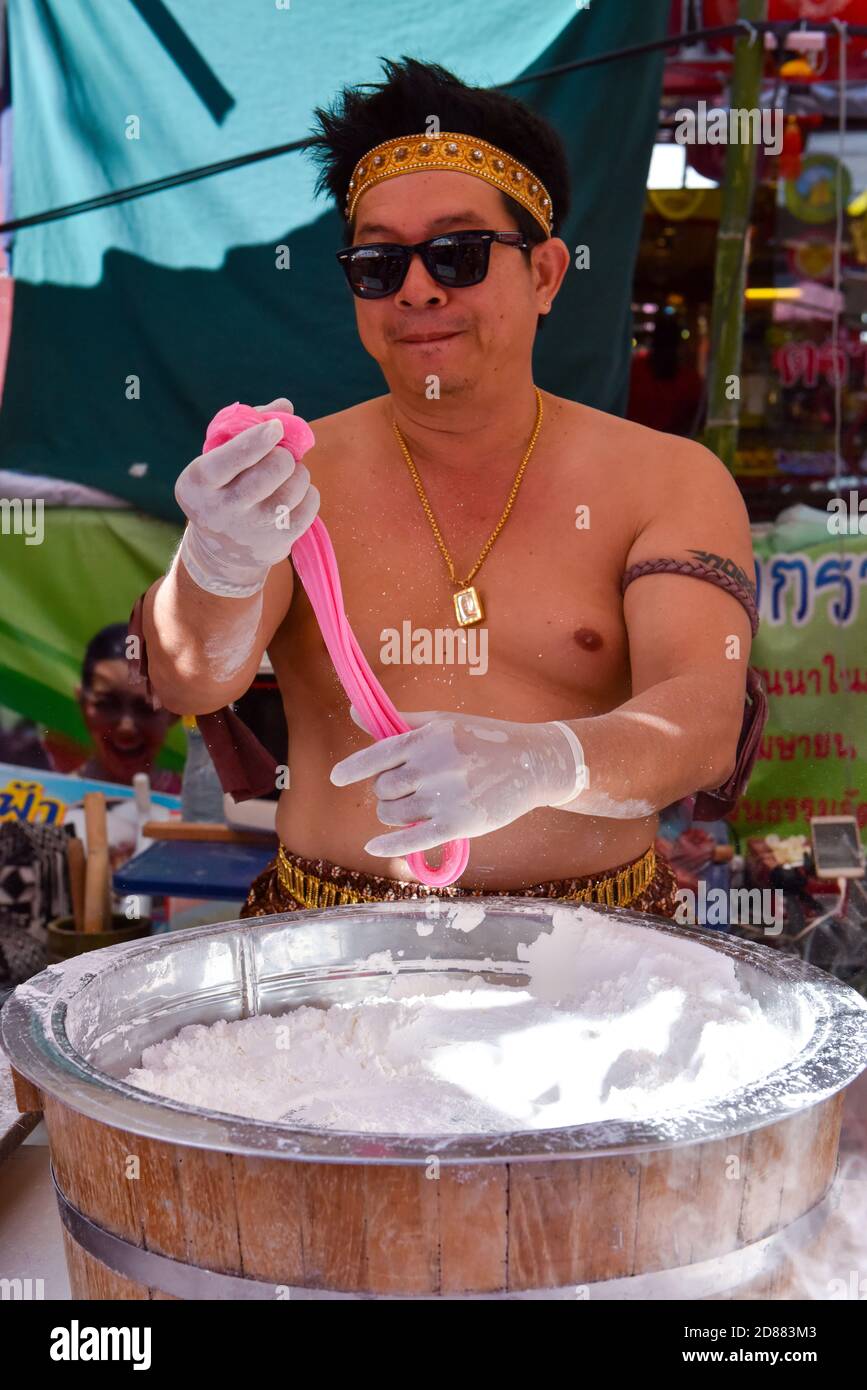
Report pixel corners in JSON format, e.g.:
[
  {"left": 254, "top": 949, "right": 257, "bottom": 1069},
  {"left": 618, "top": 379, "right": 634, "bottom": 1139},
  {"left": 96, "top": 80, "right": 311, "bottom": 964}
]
[{"left": 139, "top": 59, "right": 758, "bottom": 916}]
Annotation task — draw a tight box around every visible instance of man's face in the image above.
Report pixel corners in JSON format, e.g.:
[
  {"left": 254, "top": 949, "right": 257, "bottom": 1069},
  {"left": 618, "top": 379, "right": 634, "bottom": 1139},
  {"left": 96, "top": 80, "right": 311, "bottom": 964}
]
[
  {"left": 348, "top": 170, "right": 546, "bottom": 396},
  {"left": 77, "top": 659, "right": 176, "bottom": 784}
]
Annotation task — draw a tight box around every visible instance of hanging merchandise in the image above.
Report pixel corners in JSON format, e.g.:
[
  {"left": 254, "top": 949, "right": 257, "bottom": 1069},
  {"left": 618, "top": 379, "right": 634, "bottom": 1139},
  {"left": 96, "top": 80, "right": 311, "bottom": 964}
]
[
  {"left": 784, "top": 153, "right": 852, "bottom": 223},
  {"left": 648, "top": 188, "right": 711, "bottom": 220},
  {"left": 789, "top": 235, "right": 837, "bottom": 280},
  {"left": 778, "top": 114, "right": 805, "bottom": 180}
]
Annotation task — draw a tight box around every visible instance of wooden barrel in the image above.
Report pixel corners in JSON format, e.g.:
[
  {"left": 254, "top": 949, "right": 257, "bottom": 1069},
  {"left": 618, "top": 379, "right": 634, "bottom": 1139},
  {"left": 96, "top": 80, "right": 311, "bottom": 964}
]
[
  {"left": 11, "top": 1068, "right": 846, "bottom": 1300},
  {"left": 7, "top": 902, "right": 866, "bottom": 1300}
]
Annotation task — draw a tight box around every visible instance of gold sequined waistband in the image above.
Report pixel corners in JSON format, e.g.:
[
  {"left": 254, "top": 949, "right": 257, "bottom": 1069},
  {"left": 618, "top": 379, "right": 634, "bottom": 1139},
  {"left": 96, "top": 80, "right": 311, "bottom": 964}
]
[{"left": 275, "top": 843, "right": 657, "bottom": 910}]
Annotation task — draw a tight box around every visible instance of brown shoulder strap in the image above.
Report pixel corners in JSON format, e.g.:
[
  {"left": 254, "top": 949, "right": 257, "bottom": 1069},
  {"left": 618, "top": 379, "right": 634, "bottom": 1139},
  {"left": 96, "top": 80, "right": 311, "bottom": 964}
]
[
  {"left": 126, "top": 591, "right": 277, "bottom": 803},
  {"left": 692, "top": 665, "right": 768, "bottom": 821},
  {"left": 622, "top": 558, "right": 759, "bottom": 638}
]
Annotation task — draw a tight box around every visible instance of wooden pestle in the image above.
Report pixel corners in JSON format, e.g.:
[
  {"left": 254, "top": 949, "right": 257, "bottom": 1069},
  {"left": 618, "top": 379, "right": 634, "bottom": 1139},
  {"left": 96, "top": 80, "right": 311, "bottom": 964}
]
[
  {"left": 83, "top": 792, "right": 111, "bottom": 933},
  {"left": 141, "top": 820, "right": 276, "bottom": 845},
  {"left": 66, "top": 835, "right": 87, "bottom": 932}
]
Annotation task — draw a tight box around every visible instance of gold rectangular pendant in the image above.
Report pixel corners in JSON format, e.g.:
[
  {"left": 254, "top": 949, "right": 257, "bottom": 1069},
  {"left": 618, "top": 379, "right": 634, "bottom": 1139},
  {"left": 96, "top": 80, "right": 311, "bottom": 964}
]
[{"left": 454, "top": 586, "right": 484, "bottom": 626}]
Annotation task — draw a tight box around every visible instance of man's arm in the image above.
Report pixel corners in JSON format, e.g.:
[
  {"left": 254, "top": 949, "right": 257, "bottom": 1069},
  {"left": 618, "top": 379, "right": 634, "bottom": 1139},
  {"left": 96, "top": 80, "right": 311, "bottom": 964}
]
[
  {"left": 554, "top": 440, "right": 754, "bottom": 817},
  {"left": 140, "top": 397, "right": 319, "bottom": 715},
  {"left": 141, "top": 552, "right": 293, "bottom": 715}
]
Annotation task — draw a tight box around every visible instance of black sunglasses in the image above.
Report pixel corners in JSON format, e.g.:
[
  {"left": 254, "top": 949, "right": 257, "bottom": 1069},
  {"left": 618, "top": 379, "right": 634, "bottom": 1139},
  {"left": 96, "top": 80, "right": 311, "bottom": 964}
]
[{"left": 335, "top": 229, "right": 529, "bottom": 299}]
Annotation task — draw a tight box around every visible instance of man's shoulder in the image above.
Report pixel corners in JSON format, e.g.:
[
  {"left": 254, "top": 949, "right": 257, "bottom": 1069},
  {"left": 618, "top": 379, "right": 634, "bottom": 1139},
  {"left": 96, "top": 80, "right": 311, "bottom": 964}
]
[
  {"left": 550, "top": 392, "right": 730, "bottom": 484},
  {"left": 307, "top": 395, "right": 387, "bottom": 448},
  {"left": 550, "top": 392, "right": 709, "bottom": 464}
]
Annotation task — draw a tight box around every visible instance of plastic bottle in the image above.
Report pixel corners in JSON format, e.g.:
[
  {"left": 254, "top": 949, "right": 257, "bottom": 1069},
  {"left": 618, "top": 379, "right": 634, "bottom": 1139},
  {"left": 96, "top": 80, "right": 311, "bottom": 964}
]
[{"left": 180, "top": 715, "right": 226, "bottom": 824}]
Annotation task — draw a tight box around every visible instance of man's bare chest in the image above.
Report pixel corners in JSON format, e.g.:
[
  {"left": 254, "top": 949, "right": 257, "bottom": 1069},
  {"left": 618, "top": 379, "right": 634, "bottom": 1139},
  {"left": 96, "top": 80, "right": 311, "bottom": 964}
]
[{"left": 272, "top": 449, "right": 636, "bottom": 707}]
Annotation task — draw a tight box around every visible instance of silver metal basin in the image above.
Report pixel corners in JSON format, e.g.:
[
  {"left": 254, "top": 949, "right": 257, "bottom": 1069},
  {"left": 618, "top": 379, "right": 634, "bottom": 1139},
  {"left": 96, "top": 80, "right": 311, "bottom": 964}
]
[{"left": 4, "top": 897, "right": 867, "bottom": 1164}]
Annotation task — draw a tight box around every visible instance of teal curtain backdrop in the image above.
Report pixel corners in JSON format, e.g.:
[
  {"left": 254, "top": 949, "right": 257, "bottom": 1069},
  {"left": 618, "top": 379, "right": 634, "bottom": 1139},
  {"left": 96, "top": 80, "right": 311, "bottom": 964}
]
[{"left": 1, "top": 0, "right": 669, "bottom": 522}]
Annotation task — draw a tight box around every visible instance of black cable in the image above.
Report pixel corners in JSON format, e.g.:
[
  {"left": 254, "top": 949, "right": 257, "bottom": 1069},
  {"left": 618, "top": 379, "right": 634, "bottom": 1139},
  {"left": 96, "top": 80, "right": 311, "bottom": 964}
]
[
  {"left": 495, "top": 19, "right": 867, "bottom": 88},
  {"left": 0, "top": 138, "right": 309, "bottom": 233},
  {"left": 3, "top": 20, "right": 866, "bottom": 237},
  {"left": 497, "top": 24, "right": 743, "bottom": 89}
]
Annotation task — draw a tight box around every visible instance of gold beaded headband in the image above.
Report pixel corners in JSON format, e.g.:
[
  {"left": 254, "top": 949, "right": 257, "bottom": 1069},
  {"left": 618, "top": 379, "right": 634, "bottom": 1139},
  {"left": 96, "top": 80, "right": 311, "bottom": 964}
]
[{"left": 345, "top": 132, "right": 554, "bottom": 237}]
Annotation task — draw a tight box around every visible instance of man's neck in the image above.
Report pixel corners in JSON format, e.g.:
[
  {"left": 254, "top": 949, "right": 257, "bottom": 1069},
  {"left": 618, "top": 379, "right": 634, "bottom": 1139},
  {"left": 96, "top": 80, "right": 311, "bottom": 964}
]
[{"left": 386, "top": 378, "right": 542, "bottom": 477}]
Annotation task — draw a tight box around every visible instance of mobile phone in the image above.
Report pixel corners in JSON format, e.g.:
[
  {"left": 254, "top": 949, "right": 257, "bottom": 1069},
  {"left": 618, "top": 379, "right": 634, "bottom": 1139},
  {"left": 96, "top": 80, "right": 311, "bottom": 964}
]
[
  {"left": 809, "top": 816, "right": 866, "bottom": 880},
  {"left": 845, "top": 874, "right": 867, "bottom": 921}
]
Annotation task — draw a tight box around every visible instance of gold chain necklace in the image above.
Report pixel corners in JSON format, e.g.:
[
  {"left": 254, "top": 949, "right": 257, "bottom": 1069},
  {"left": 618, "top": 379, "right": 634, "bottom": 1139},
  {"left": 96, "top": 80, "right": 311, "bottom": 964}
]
[{"left": 391, "top": 387, "right": 544, "bottom": 627}]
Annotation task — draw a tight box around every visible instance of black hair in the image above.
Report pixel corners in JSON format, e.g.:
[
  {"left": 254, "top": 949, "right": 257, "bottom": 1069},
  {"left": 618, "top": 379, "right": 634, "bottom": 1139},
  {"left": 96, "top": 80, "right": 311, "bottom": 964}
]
[
  {"left": 0, "top": 719, "right": 52, "bottom": 771},
  {"left": 308, "top": 56, "right": 570, "bottom": 327},
  {"left": 82, "top": 623, "right": 129, "bottom": 688}
]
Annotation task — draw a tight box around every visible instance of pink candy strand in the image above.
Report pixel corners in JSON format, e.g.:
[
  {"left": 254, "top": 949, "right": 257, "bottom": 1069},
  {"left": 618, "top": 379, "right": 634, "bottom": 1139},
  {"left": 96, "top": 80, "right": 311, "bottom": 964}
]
[{"left": 203, "top": 403, "right": 470, "bottom": 887}]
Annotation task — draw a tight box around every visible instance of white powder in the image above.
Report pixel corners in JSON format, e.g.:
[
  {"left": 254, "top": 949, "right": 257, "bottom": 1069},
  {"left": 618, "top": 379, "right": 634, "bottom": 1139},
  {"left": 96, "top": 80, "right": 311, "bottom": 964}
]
[
  {"left": 201, "top": 591, "right": 263, "bottom": 682},
  {"left": 123, "top": 909, "right": 804, "bottom": 1134},
  {"left": 416, "top": 902, "right": 487, "bottom": 936}
]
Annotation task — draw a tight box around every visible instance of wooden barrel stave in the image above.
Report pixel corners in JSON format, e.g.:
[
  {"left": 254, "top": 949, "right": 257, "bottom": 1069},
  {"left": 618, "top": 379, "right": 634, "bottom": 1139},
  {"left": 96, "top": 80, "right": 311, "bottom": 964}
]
[{"left": 42, "top": 1089, "right": 845, "bottom": 1299}]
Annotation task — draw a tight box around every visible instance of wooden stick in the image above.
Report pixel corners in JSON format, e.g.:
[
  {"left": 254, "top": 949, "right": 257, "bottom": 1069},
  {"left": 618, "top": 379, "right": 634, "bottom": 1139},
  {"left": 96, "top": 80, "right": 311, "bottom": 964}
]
[
  {"left": 83, "top": 793, "right": 110, "bottom": 933},
  {"left": 84, "top": 791, "right": 108, "bottom": 852},
  {"left": 141, "top": 821, "right": 277, "bottom": 845},
  {"left": 66, "top": 835, "right": 87, "bottom": 932},
  {"left": 83, "top": 849, "right": 111, "bottom": 933}
]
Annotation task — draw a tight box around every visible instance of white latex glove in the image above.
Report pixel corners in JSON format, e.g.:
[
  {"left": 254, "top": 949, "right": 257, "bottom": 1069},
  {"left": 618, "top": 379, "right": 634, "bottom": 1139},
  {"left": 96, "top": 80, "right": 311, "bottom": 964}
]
[
  {"left": 332, "top": 709, "right": 588, "bottom": 858},
  {"left": 174, "top": 398, "right": 320, "bottom": 598}
]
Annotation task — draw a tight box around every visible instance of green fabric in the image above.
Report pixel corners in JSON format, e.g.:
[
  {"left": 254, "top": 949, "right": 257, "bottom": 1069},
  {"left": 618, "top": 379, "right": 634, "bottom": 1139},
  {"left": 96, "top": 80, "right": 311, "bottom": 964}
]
[
  {"left": 0, "top": 507, "right": 185, "bottom": 767},
  {"left": 1, "top": 0, "right": 670, "bottom": 521}
]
